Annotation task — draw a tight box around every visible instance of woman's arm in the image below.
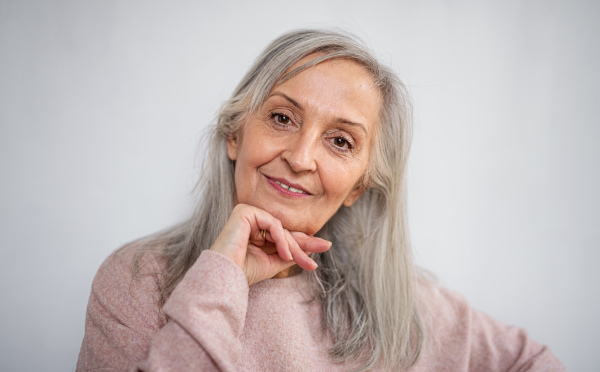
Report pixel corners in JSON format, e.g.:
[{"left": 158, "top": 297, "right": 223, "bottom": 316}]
[
  {"left": 77, "top": 204, "right": 331, "bottom": 371},
  {"left": 76, "top": 246, "right": 167, "bottom": 371},
  {"left": 416, "top": 279, "right": 566, "bottom": 371},
  {"left": 138, "top": 250, "right": 250, "bottom": 371},
  {"left": 76, "top": 247, "right": 248, "bottom": 371}
]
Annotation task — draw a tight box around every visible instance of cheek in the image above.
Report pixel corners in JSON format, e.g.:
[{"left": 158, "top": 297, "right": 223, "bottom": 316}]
[
  {"left": 238, "top": 140, "right": 279, "bottom": 172},
  {"left": 320, "top": 159, "right": 366, "bottom": 200},
  {"left": 233, "top": 133, "right": 280, "bottom": 192}
]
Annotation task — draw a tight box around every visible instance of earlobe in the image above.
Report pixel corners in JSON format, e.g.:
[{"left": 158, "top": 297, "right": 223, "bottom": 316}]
[
  {"left": 226, "top": 136, "right": 238, "bottom": 161},
  {"left": 342, "top": 187, "right": 366, "bottom": 207}
]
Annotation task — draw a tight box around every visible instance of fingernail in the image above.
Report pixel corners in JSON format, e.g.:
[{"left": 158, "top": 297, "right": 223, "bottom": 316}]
[{"left": 310, "top": 258, "right": 318, "bottom": 268}]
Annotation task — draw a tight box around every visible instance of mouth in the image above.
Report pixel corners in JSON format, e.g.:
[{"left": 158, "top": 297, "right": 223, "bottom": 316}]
[{"left": 265, "top": 175, "right": 311, "bottom": 196}]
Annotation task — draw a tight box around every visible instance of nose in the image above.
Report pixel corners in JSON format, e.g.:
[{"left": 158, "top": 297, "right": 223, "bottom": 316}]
[{"left": 281, "top": 131, "right": 318, "bottom": 173}]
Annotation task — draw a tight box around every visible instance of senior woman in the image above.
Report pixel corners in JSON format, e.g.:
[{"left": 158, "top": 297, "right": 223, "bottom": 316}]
[{"left": 77, "top": 29, "right": 565, "bottom": 371}]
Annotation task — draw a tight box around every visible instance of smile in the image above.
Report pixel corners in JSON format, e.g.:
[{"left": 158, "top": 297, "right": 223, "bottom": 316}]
[
  {"left": 274, "top": 180, "right": 307, "bottom": 194},
  {"left": 264, "top": 175, "right": 311, "bottom": 197}
]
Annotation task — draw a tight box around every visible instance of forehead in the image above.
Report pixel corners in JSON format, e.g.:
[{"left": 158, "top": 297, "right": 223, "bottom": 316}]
[
  {"left": 269, "top": 55, "right": 382, "bottom": 132},
  {"left": 280, "top": 53, "right": 377, "bottom": 92}
]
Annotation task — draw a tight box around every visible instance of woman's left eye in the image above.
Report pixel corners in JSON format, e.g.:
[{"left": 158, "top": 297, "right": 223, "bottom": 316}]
[{"left": 331, "top": 137, "right": 352, "bottom": 149}]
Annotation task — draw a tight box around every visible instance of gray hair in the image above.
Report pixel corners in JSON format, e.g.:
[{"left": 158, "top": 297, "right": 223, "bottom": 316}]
[{"left": 137, "top": 29, "right": 423, "bottom": 371}]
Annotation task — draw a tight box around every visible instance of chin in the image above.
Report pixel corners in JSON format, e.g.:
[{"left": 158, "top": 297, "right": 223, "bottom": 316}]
[{"left": 262, "top": 205, "right": 321, "bottom": 236}]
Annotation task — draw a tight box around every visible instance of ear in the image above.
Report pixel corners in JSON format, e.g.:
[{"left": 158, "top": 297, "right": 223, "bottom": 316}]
[
  {"left": 342, "top": 186, "right": 366, "bottom": 207},
  {"left": 226, "top": 136, "right": 238, "bottom": 161}
]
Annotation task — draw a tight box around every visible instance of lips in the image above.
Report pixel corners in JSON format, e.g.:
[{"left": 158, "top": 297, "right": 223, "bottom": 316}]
[
  {"left": 273, "top": 180, "right": 307, "bottom": 194},
  {"left": 265, "top": 175, "right": 311, "bottom": 195}
]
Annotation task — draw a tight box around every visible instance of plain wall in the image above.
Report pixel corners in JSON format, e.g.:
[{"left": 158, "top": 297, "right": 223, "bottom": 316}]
[{"left": 1, "top": 1, "right": 598, "bottom": 371}]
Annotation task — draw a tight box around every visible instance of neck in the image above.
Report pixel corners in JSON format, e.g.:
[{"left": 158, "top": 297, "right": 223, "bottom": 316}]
[{"left": 273, "top": 265, "right": 301, "bottom": 278}]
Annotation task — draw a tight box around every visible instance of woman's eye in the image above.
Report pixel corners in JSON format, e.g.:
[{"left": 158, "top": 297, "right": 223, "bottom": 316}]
[
  {"left": 273, "top": 114, "right": 291, "bottom": 125},
  {"left": 332, "top": 137, "right": 352, "bottom": 149}
]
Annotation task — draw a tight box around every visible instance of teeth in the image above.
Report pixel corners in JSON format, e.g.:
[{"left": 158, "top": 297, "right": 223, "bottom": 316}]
[
  {"left": 275, "top": 180, "right": 306, "bottom": 194},
  {"left": 275, "top": 180, "right": 290, "bottom": 190}
]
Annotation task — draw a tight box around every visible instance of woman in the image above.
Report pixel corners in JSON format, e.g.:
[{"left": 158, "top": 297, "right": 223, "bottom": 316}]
[{"left": 77, "top": 29, "right": 565, "bottom": 371}]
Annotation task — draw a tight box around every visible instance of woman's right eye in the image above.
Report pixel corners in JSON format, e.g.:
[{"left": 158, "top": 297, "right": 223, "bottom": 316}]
[{"left": 272, "top": 113, "right": 292, "bottom": 125}]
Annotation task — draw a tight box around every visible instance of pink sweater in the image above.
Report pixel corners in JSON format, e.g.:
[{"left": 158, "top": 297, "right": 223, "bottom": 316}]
[{"left": 77, "top": 244, "right": 566, "bottom": 371}]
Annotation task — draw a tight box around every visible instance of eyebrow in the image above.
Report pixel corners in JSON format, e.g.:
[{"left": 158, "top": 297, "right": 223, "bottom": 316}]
[
  {"left": 333, "top": 117, "right": 369, "bottom": 136},
  {"left": 268, "top": 91, "right": 369, "bottom": 135},
  {"left": 270, "top": 91, "right": 303, "bottom": 111}
]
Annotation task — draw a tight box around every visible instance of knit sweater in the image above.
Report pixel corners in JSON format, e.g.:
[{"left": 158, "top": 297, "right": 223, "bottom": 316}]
[{"left": 76, "top": 244, "right": 566, "bottom": 371}]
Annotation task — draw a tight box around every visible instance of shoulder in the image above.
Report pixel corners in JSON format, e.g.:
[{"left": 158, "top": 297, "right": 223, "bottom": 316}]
[
  {"left": 415, "top": 276, "right": 566, "bottom": 371},
  {"left": 90, "top": 239, "right": 167, "bottom": 329},
  {"left": 78, "top": 240, "right": 169, "bottom": 370},
  {"left": 95, "top": 239, "right": 163, "bottom": 288},
  {"left": 416, "top": 275, "right": 470, "bottom": 325}
]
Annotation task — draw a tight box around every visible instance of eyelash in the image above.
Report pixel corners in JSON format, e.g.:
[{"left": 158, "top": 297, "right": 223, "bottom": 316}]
[
  {"left": 270, "top": 112, "right": 294, "bottom": 126},
  {"left": 269, "top": 112, "right": 355, "bottom": 152},
  {"left": 330, "top": 135, "right": 354, "bottom": 150}
]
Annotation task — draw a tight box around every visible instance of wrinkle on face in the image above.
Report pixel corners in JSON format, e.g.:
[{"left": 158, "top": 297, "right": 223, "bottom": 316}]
[{"left": 227, "top": 56, "right": 381, "bottom": 235}]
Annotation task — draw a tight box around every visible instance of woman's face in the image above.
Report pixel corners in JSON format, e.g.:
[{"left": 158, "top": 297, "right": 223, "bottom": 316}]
[{"left": 227, "top": 56, "right": 381, "bottom": 235}]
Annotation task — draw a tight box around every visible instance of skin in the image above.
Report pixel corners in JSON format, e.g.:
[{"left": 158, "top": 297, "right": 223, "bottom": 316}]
[{"left": 211, "top": 56, "right": 381, "bottom": 285}]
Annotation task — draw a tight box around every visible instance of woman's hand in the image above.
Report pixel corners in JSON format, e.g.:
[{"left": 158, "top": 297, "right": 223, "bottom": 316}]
[{"left": 210, "top": 204, "right": 332, "bottom": 286}]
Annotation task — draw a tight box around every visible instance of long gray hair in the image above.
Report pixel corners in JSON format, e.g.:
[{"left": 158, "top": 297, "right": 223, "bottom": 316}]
[{"left": 136, "top": 29, "right": 423, "bottom": 371}]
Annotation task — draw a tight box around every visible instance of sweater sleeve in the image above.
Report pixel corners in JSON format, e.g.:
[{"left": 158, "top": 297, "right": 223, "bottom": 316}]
[
  {"left": 417, "top": 280, "right": 567, "bottom": 372},
  {"left": 76, "top": 248, "right": 249, "bottom": 372},
  {"left": 466, "top": 305, "right": 566, "bottom": 372},
  {"left": 139, "top": 250, "right": 249, "bottom": 371}
]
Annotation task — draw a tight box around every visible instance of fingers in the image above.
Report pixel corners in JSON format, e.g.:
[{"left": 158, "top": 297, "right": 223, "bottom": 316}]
[
  {"left": 264, "top": 249, "right": 298, "bottom": 277},
  {"left": 286, "top": 232, "right": 332, "bottom": 272},
  {"left": 286, "top": 231, "right": 317, "bottom": 271},
  {"left": 290, "top": 248, "right": 318, "bottom": 271},
  {"left": 290, "top": 232, "right": 332, "bottom": 254},
  {"left": 245, "top": 244, "right": 297, "bottom": 285},
  {"left": 214, "top": 204, "right": 334, "bottom": 282},
  {"left": 280, "top": 231, "right": 296, "bottom": 261},
  {"left": 230, "top": 204, "right": 288, "bottom": 258},
  {"left": 263, "top": 229, "right": 331, "bottom": 271},
  {"left": 252, "top": 222, "right": 332, "bottom": 272},
  {"left": 252, "top": 221, "right": 294, "bottom": 262},
  {"left": 211, "top": 204, "right": 290, "bottom": 269}
]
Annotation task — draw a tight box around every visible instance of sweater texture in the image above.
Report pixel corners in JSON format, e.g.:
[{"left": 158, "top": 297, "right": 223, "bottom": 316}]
[{"left": 77, "top": 243, "right": 566, "bottom": 371}]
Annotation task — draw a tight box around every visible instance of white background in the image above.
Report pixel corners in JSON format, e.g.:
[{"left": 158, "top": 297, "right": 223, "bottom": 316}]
[{"left": 1, "top": 1, "right": 598, "bottom": 371}]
